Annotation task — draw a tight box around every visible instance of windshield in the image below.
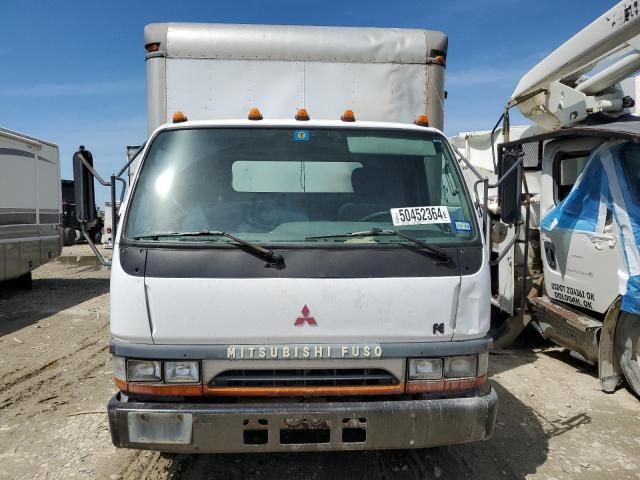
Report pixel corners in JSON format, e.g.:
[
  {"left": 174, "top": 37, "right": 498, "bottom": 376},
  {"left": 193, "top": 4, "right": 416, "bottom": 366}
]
[{"left": 124, "top": 127, "right": 476, "bottom": 245}]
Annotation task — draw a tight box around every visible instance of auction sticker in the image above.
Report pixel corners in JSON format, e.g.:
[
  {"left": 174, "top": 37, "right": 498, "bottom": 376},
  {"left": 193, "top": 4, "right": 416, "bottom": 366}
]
[{"left": 390, "top": 206, "right": 451, "bottom": 226}]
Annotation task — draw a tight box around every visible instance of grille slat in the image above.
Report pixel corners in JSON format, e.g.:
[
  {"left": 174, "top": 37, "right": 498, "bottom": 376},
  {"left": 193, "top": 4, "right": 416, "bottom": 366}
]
[{"left": 211, "top": 368, "right": 397, "bottom": 387}]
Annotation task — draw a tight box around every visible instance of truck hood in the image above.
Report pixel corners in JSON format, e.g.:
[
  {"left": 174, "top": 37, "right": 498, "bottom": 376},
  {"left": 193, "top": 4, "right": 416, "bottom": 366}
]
[{"left": 145, "top": 276, "right": 460, "bottom": 344}]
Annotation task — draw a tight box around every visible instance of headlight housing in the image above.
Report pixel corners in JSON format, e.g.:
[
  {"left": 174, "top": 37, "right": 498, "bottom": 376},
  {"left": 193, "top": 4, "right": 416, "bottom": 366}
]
[
  {"left": 408, "top": 354, "right": 487, "bottom": 381},
  {"left": 444, "top": 356, "right": 477, "bottom": 378},
  {"left": 408, "top": 358, "right": 443, "bottom": 380},
  {"left": 126, "top": 359, "right": 162, "bottom": 382},
  {"left": 164, "top": 361, "right": 200, "bottom": 383}
]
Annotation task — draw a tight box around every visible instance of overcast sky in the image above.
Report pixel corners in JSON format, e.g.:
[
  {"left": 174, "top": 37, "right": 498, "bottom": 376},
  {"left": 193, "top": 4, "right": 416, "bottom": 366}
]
[{"left": 0, "top": 0, "right": 618, "bottom": 204}]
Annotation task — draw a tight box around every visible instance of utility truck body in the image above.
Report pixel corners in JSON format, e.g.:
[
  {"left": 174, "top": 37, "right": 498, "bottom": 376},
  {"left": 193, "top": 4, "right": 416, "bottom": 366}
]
[
  {"left": 76, "top": 23, "right": 498, "bottom": 453},
  {"left": 454, "top": 1, "right": 640, "bottom": 397},
  {"left": 0, "top": 127, "right": 62, "bottom": 285}
]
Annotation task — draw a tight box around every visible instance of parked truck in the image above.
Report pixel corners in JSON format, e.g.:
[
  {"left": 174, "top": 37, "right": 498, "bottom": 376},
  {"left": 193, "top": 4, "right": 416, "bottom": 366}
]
[
  {"left": 453, "top": 1, "right": 640, "bottom": 397},
  {"left": 74, "top": 23, "right": 503, "bottom": 453},
  {"left": 61, "top": 179, "right": 103, "bottom": 246},
  {"left": 101, "top": 201, "right": 119, "bottom": 248},
  {"left": 0, "top": 126, "right": 62, "bottom": 287}
]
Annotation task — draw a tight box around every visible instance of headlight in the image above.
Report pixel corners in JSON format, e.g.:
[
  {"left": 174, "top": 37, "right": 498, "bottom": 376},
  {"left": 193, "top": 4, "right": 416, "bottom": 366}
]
[
  {"left": 444, "top": 356, "right": 477, "bottom": 378},
  {"left": 164, "top": 361, "right": 200, "bottom": 383},
  {"left": 127, "top": 359, "right": 162, "bottom": 382},
  {"left": 113, "top": 356, "right": 126, "bottom": 381},
  {"left": 408, "top": 358, "right": 443, "bottom": 380}
]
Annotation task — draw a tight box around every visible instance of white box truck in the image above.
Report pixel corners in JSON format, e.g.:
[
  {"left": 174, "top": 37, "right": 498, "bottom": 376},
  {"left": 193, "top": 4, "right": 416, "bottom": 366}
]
[
  {"left": 0, "top": 127, "right": 62, "bottom": 287},
  {"left": 75, "top": 23, "right": 500, "bottom": 453}
]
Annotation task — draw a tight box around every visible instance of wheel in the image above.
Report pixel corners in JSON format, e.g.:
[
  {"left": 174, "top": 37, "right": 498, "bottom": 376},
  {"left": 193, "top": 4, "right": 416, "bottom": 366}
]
[
  {"left": 92, "top": 230, "right": 102, "bottom": 244},
  {"left": 63, "top": 227, "right": 76, "bottom": 246},
  {"left": 359, "top": 211, "right": 391, "bottom": 222},
  {"left": 615, "top": 312, "right": 640, "bottom": 397}
]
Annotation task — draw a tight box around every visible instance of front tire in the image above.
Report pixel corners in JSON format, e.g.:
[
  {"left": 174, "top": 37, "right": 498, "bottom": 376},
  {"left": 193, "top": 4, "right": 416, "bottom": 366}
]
[
  {"left": 63, "top": 227, "right": 75, "bottom": 246},
  {"left": 615, "top": 312, "right": 640, "bottom": 397}
]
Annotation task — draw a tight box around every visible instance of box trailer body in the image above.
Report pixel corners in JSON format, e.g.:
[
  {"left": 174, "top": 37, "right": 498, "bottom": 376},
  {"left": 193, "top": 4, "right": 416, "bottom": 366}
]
[
  {"left": 0, "top": 127, "right": 62, "bottom": 284},
  {"left": 129, "top": 23, "right": 448, "bottom": 180},
  {"left": 144, "top": 23, "right": 447, "bottom": 132},
  {"left": 74, "top": 23, "right": 498, "bottom": 453}
]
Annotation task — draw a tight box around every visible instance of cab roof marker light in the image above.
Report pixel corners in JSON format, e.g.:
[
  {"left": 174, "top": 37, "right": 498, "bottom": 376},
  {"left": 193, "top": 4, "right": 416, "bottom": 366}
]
[
  {"left": 248, "top": 108, "right": 263, "bottom": 120},
  {"left": 145, "top": 42, "right": 161, "bottom": 53},
  {"left": 295, "top": 108, "right": 310, "bottom": 121},
  {"left": 414, "top": 114, "right": 430, "bottom": 127},
  {"left": 172, "top": 111, "right": 188, "bottom": 123},
  {"left": 341, "top": 109, "right": 356, "bottom": 122}
]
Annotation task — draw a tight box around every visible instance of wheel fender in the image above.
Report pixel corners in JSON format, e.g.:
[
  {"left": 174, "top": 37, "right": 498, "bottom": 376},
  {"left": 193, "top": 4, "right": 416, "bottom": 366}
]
[{"left": 599, "top": 297, "right": 623, "bottom": 392}]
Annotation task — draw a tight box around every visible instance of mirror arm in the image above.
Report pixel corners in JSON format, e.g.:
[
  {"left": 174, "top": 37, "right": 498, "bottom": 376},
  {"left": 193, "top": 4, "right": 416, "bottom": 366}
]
[
  {"left": 453, "top": 145, "right": 485, "bottom": 181},
  {"left": 116, "top": 177, "right": 127, "bottom": 204},
  {"left": 489, "top": 223, "right": 520, "bottom": 266},
  {"left": 81, "top": 222, "right": 111, "bottom": 266},
  {"left": 490, "top": 154, "right": 524, "bottom": 188},
  {"left": 77, "top": 152, "right": 111, "bottom": 187},
  {"left": 116, "top": 143, "right": 146, "bottom": 179},
  {"left": 490, "top": 112, "right": 505, "bottom": 172}
]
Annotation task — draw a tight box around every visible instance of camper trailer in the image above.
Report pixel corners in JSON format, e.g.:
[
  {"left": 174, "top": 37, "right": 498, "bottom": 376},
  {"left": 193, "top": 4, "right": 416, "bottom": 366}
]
[{"left": 0, "top": 127, "right": 62, "bottom": 287}]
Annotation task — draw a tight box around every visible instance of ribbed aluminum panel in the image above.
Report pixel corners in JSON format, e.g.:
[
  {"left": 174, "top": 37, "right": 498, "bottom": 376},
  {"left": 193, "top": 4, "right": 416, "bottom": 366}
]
[{"left": 145, "top": 23, "right": 447, "bottom": 63}]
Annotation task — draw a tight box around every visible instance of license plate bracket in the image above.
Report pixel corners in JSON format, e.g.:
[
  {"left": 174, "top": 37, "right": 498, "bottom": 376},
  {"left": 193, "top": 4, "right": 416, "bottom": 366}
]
[{"left": 127, "top": 412, "right": 193, "bottom": 445}]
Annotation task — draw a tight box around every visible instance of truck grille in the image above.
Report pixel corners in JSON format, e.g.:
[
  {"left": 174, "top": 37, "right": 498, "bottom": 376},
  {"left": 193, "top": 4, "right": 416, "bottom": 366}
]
[{"left": 210, "top": 368, "right": 398, "bottom": 387}]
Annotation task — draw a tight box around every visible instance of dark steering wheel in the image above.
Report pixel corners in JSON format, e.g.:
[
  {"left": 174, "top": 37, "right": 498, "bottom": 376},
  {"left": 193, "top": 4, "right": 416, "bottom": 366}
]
[{"left": 358, "top": 211, "right": 391, "bottom": 222}]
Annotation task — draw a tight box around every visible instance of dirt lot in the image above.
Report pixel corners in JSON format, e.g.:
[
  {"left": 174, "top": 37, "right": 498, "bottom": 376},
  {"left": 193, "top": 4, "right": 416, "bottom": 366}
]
[{"left": 0, "top": 245, "right": 639, "bottom": 480}]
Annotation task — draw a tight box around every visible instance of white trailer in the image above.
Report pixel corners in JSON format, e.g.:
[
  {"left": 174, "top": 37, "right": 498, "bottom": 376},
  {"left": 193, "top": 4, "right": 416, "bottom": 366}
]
[
  {"left": 75, "top": 23, "right": 502, "bottom": 454},
  {"left": 0, "top": 127, "right": 62, "bottom": 286},
  {"left": 102, "top": 201, "right": 120, "bottom": 248}
]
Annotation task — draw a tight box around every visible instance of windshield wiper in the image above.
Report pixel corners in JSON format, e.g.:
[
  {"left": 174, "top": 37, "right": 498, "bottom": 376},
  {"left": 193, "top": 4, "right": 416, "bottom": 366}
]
[
  {"left": 306, "top": 228, "right": 451, "bottom": 263},
  {"left": 133, "top": 230, "right": 285, "bottom": 268}
]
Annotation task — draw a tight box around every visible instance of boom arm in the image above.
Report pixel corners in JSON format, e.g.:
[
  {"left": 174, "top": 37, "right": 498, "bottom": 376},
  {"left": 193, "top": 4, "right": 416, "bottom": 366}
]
[{"left": 510, "top": 1, "right": 640, "bottom": 130}]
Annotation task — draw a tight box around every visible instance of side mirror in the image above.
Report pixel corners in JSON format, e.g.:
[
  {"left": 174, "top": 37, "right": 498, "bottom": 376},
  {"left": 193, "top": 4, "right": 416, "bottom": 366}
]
[
  {"left": 498, "top": 148, "right": 522, "bottom": 225},
  {"left": 73, "top": 146, "right": 96, "bottom": 223}
]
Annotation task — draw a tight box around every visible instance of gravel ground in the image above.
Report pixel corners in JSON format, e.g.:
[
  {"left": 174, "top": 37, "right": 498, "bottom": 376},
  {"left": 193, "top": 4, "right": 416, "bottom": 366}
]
[{"left": 0, "top": 245, "right": 638, "bottom": 479}]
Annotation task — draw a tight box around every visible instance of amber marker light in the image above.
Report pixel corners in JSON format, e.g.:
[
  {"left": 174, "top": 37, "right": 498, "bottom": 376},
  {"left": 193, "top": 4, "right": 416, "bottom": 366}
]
[
  {"left": 172, "top": 111, "right": 188, "bottom": 123},
  {"left": 414, "top": 114, "right": 430, "bottom": 127},
  {"left": 204, "top": 383, "right": 405, "bottom": 397},
  {"left": 405, "top": 375, "right": 487, "bottom": 394},
  {"left": 295, "top": 108, "right": 310, "bottom": 121},
  {"left": 341, "top": 109, "right": 356, "bottom": 122},
  {"left": 114, "top": 378, "right": 203, "bottom": 397},
  {"left": 248, "top": 107, "right": 263, "bottom": 120},
  {"left": 145, "top": 42, "right": 161, "bottom": 53}
]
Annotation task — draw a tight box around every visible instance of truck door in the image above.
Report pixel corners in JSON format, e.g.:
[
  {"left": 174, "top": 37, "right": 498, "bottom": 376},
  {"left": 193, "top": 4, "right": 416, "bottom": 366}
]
[{"left": 539, "top": 144, "right": 625, "bottom": 314}]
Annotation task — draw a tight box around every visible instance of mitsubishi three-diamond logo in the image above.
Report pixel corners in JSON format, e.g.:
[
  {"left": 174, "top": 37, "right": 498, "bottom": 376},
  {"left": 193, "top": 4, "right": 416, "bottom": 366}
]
[{"left": 294, "top": 305, "right": 317, "bottom": 326}]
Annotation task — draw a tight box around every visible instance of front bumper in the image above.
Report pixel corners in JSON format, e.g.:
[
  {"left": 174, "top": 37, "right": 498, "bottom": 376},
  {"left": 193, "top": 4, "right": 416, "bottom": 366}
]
[{"left": 108, "top": 387, "right": 498, "bottom": 453}]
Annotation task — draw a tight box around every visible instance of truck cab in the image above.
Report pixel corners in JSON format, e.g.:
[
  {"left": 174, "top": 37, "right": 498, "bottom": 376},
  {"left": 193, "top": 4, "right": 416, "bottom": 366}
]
[
  {"left": 75, "top": 23, "right": 498, "bottom": 452},
  {"left": 454, "top": 0, "right": 640, "bottom": 398}
]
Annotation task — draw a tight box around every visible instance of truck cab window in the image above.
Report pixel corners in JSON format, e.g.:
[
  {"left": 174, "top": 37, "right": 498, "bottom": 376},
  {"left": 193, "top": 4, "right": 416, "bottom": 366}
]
[
  {"left": 554, "top": 153, "right": 589, "bottom": 203},
  {"left": 125, "top": 128, "right": 476, "bottom": 245}
]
